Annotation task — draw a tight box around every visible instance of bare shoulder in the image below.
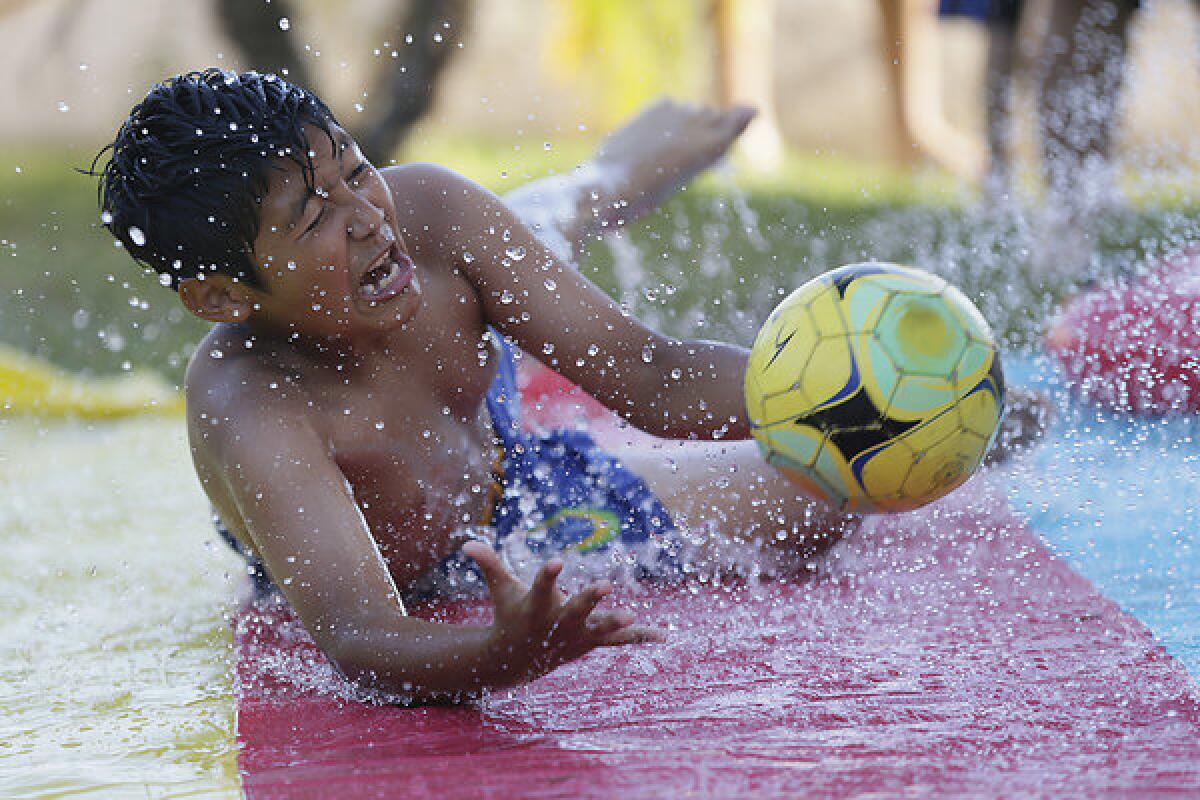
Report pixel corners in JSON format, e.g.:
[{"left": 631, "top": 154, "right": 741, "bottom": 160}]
[
  {"left": 380, "top": 161, "right": 475, "bottom": 203},
  {"left": 183, "top": 326, "right": 315, "bottom": 457},
  {"left": 380, "top": 163, "right": 489, "bottom": 245}
]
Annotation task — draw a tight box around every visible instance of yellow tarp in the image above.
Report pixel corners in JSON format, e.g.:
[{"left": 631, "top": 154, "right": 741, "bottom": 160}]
[{"left": 0, "top": 344, "right": 184, "bottom": 417}]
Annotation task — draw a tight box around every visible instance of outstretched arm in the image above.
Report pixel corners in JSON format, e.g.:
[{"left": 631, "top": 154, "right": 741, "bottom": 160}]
[
  {"left": 193, "top": 385, "right": 660, "bottom": 701},
  {"left": 391, "top": 164, "right": 753, "bottom": 442}
]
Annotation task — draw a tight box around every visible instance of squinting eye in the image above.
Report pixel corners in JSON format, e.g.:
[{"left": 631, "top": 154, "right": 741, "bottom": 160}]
[
  {"left": 304, "top": 207, "right": 325, "bottom": 236},
  {"left": 348, "top": 162, "right": 368, "bottom": 186}
]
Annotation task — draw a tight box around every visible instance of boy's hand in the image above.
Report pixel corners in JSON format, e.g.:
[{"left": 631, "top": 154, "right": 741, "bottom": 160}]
[{"left": 463, "top": 541, "right": 665, "bottom": 685}]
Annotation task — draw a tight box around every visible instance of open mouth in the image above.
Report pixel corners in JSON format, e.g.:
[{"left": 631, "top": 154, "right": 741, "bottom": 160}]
[{"left": 357, "top": 242, "right": 415, "bottom": 305}]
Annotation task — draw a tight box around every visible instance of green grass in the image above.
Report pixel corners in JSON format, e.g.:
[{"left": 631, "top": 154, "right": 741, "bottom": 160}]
[
  {"left": 401, "top": 133, "right": 966, "bottom": 206},
  {"left": 1, "top": 139, "right": 1197, "bottom": 386}
]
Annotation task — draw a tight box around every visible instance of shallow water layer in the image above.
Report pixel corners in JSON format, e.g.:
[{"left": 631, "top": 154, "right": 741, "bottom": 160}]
[
  {"left": 234, "top": 480, "right": 1200, "bottom": 798},
  {"left": 1005, "top": 354, "right": 1200, "bottom": 677},
  {"left": 0, "top": 417, "right": 242, "bottom": 799},
  {"left": 2, "top": 356, "right": 1200, "bottom": 796}
]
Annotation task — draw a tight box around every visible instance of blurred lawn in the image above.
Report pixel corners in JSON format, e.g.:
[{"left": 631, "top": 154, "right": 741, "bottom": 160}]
[{"left": 0, "top": 137, "right": 1197, "bottom": 386}]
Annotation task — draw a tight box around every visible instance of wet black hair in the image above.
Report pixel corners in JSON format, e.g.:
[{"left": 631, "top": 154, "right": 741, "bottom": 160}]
[{"left": 91, "top": 68, "right": 341, "bottom": 291}]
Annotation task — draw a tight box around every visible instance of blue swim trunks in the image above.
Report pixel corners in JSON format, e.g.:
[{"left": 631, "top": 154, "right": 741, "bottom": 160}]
[
  {"left": 215, "top": 329, "right": 680, "bottom": 595},
  {"left": 470, "top": 329, "right": 680, "bottom": 580}
]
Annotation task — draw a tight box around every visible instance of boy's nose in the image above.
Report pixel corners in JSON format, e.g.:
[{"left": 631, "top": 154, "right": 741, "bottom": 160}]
[{"left": 347, "top": 200, "right": 385, "bottom": 238}]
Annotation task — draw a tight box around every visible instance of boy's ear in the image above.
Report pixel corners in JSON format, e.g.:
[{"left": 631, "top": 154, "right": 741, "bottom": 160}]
[{"left": 178, "top": 274, "right": 257, "bottom": 323}]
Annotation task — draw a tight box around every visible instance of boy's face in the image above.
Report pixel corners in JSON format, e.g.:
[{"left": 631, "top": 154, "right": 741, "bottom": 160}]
[{"left": 246, "top": 123, "right": 421, "bottom": 340}]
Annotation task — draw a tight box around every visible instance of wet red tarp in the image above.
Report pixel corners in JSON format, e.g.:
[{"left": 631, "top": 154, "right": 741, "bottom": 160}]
[
  {"left": 233, "top": 361, "right": 1200, "bottom": 798},
  {"left": 233, "top": 482, "right": 1200, "bottom": 799}
]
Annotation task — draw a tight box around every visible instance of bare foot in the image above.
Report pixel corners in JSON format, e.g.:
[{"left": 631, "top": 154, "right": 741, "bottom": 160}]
[
  {"left": 984, "top": 386, "right": 1053, "bottom": 467},
  {"left": 501, "top": 100, "right": 756, "bottom": 260},
  {"left": 591, "top": 99, "right": 757, "bottom": 228}
]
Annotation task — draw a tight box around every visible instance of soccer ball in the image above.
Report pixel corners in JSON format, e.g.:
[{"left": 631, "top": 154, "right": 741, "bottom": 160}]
[{"left": 744, "top": 263, "right": 1005, "bottom": 512}]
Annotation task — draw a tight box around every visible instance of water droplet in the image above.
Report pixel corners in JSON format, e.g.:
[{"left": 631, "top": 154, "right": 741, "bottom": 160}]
[
  {"left": 543, "top": 278, "right": 557, "bottom": 291},
  {"left": 128, "top": 226, "right": 146, "bottom": 247},
  {"left": 641, "top": 346, "right": 654, "bottom": 363},
  {"left": 374, "top": 421, "right": 385, "bottom": 430},
  {"left": 499, "top": 290, "right": 515, "bottom": 304},
  {"left": 100, "top": 211, "right": 112, "bottom": 225},
  {"left": 462, "top": 251, "right": 475, "bottom": 263},
  {"left": 505, "top": 245, "right": 526, "bottom": 261},
  {"left": 56, "top": 101, "right": 69, "bottom": 113},
  {"left": 542, "top": 342, "right": 555, "bottom": 355},
  {"left": 286, "top": 260, "right": 298, "bottom": 271},
  {"left": 210, "top": 349, "right": 224, "bottom": 359},
  {"left": 278, "top": 17, "right": 290, "bottom": 31}
]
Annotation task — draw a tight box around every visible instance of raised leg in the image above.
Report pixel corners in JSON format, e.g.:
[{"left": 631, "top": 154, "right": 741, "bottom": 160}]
[
  {"left": 611, "top": 438, "right": 862, "bottom": 571},
  {"left": 502, "top": 99, "right": 755, "bottom": 261},
  {"left": 612, "top": 385, "right": 1045, "bottom": 570}
]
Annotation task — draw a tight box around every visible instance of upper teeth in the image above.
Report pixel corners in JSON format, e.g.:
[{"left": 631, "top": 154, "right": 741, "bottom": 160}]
[
  {"left": 371, "top": 246, "right": 392, "bottom": 270},
  {"left": 364, "top": 260, "right": 400, "bottom": 296}
]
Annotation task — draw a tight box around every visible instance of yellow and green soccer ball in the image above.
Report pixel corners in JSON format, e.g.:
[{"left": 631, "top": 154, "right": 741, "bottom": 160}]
[{"left": 745, "top": 263, "right": 1005, "bottom": 512}]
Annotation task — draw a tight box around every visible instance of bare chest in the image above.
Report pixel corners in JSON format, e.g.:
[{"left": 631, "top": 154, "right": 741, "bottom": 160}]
[{"left": 317, "top": 345, "right": 504, "bottom": 585}]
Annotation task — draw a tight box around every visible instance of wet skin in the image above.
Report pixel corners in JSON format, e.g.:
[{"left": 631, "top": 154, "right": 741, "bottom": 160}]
[
  {"left": 182, "top": 124, "right": 752, "bottom": 696},
  {"left": 187, "top": 128, "right": 499, "bottom": 590}
]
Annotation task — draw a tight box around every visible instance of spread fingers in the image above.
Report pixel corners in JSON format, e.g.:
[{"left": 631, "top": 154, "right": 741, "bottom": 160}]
[
  {"left": 556, "top": 580, "right": 612, "bottom": 630},
  {"left": 596, "top": 624, "right": 667, "bottom": 647},
  {"left": 529, "top": 557, "right": 564, "bottom": 617}
]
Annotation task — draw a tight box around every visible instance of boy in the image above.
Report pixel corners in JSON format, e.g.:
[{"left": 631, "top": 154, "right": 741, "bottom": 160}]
[{"left": 94, "top": 70, "right": 969, "bottom": 701}]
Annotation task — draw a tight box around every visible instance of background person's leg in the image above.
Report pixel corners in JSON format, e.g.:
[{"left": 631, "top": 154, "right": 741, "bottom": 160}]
[
  {"left": 1038, "top": 0, "right": 1137, "bottom": 198},
  {"left": 1033, "top": 0, "right": 1138, "bottom": 276},
  {"left": 878, "top": 0, "right": 988, "bottom": 181},
  {"left": 984, "top": 0, "right": 1025, "bottom": 196}
]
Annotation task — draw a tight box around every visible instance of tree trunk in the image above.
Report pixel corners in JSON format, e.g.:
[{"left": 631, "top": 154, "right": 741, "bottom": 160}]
[
  {"left": 356, "top": 0, "right": 472, "bottom": 164},
  {"left": 213, "top": 0, "right": 469, "bottom": 164},
  {"left": 213, "top": 0, "right": 315, "bottom": 92}
]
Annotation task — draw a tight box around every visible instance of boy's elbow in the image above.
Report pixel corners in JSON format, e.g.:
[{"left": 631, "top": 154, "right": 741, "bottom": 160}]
[
  {"left": 321, "top": 629, "right": 396, "bottom": 692},
  {"left": 326, "top": 641, "right": 420, "bottom": 701},
  {"left": 323, "top": 631, "right": 483, "bottom": 704},
  {"left": 321, "top": 631, "right": 369, "bottom": 679}
]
